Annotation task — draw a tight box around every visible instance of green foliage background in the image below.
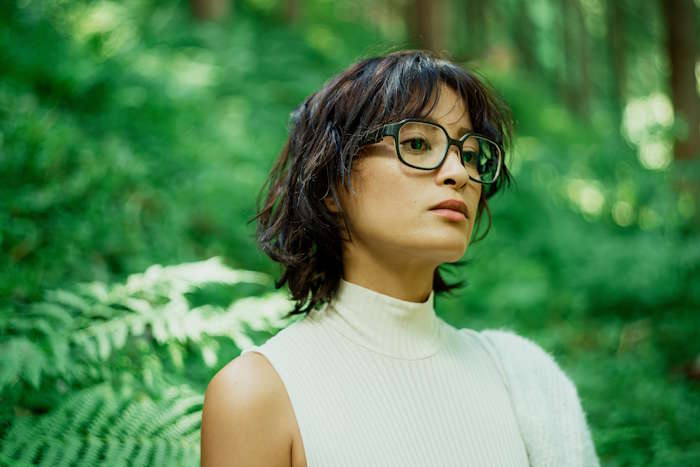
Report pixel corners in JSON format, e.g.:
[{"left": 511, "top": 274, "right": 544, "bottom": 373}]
[{"left": 1, "top": 0, "right": 698, "bottom": 465}]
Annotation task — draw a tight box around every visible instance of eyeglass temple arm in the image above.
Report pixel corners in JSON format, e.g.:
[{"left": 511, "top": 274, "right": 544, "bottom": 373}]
[{"left": 361, "top": 123, "right": 401, "bottom": 146}]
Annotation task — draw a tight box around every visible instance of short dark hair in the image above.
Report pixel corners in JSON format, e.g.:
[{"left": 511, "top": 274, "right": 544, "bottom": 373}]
[{"left": 254, "top": 50, "right": 514, "bottom": 317}]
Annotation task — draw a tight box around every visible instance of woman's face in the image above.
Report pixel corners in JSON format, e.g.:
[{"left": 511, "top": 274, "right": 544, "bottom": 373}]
[{"left": 334, "top": 84, "right": 482, "bottom": 269}]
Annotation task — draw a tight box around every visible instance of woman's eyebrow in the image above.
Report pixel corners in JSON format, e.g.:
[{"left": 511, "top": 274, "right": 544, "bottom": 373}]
[
  {"left": 455, "top": 125, "right": 473, "bottom": 136},
  {"left": 422, "top": 117, "right": 473, "bottom": 135}
]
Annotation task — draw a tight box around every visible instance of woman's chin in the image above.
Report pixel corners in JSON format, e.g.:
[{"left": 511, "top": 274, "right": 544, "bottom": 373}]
[
  {"left": 444, "top": 248, "right": 468, "bottom": 263},
  {"left": 420, "top": 241, "right": 468, "bottom": 264}
]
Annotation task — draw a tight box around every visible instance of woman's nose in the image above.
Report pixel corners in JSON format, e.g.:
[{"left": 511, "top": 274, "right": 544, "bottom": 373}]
[{"left": 436, "top": 146, "right": 469, "bottom": 188}]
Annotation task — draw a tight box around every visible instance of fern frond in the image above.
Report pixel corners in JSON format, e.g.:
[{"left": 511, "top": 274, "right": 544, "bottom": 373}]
[
  {"left": 0, "top": 384, "right": 202, "bottom": 466},
  {"left": 1, "top": 257, "right": 292, "bottom": 392},
  {"left": 0, "top": 337, "right": 49, "bottom": 389}
]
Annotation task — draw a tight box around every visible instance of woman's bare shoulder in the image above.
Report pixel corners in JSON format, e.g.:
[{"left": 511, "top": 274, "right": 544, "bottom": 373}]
[{"left": 201, "top": 352, "right": 292, "bottom": 467}]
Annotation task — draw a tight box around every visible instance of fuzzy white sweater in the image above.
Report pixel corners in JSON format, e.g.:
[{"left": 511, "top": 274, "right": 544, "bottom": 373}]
[{"left": 241, "top": 279, "right": 600, "bottom": 466}]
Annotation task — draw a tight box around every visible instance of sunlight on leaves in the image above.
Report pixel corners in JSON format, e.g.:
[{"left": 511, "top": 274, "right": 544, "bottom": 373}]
[
  {"left": 622, "top": 93, "right": 674, "bottom": 171},
  {"left": 638, "top": 139, "right": 672, "bottom": 170},
  {"left": 678, "top": 191, "right": 696, "bottom": 220},
  {"left": 566, "top": 178, "right": 605, "bottom": 217},
  {"left": 612, "top": 200, "right": 635, "bottom": 227},
  {"left": 306, "top": 24, "right": 340, "bottom": 56},
  {"left": 639, "top": 207, "right": 661, "bottom": 230}
]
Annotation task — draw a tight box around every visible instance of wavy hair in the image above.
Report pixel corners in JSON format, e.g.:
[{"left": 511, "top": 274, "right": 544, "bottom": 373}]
[{"left": 254, "top": 50, "right": 514, "bottom": 317}]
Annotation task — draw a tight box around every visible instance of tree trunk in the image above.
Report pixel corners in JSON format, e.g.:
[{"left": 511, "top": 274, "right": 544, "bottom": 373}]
[
  {"left": 285, "top": 0, "right": 300, "bottom": 24},
  {"left": 660, "top": 0, "right": 700, "bottom": 225},
  {"left": 559, "top": 0, "right": 577, "bottom": 113},
  {"left": 190, "top": 0, "right": 231, "bottom": 21},
  {"left": 660, "top": 0, "right": 700, "bottom": 162},
  {"left": 560, "top": 0, "right": 590, "bottom": 117},
  {"left": 574, "top": 0, "right": 591, "bottom": 117},
  {"left": 606, "top": 0, "right": 627, "bottom": 118},
  {"left": 513, "top": 0, "right": 537, "bottom": 73},
  {"left": 463, "top": 0, "right": 488, "bottom": 60},
  {"left": 405, "top": 0, "right": 447, "bottom": 54}
]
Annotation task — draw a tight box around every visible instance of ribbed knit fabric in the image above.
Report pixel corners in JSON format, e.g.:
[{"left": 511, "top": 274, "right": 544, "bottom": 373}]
[{"left": 240, "top": 279, "right": 600, "bottom": 467}]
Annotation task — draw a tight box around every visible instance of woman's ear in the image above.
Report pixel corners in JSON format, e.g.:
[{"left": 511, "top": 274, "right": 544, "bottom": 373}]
[{"left": 324, "top": 196, "right": 339, "bottom": 214}]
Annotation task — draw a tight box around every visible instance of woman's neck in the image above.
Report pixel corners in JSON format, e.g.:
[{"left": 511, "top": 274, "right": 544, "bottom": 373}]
[{"left": 341, "top": 244, "right": 435, "bottom": 303}]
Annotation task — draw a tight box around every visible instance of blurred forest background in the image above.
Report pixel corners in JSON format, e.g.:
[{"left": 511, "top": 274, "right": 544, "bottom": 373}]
[{"left": 1, "top": 0, "right": 699, "bottom": 465}]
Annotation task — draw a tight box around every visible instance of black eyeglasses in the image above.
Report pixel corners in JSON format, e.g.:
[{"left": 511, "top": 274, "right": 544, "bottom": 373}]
[{"left": 360, "top": 118, "right": 503, "bottom": 184}]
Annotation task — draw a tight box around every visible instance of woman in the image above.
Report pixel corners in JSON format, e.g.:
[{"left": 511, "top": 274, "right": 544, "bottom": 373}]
[{"left": 201, "top": 50, "right": 600, "bottom": 467}]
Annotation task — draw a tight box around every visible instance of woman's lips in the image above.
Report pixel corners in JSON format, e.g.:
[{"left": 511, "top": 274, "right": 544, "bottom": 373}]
[{"left": 430, "top": 208, "right": 466, "bottom": 221}]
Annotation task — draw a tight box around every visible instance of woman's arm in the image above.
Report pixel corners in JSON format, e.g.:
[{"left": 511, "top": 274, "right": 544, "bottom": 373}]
[{"left": 201, "top": 353, "right": 292, "bottom": 467}]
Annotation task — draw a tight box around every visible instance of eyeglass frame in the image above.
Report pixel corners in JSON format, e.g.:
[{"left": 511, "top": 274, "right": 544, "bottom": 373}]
[{"left": 360, "top": 117, "right": 503, "bottom": 184}]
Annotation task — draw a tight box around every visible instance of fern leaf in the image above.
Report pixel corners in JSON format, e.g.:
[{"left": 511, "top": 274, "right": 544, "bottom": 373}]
[
  {"left": 54, "top": 435, "right": 82, "bottom": 467},
  {"left": 0, "top": 337, "right": 48, "bottom": 390},
  {"left": 1, "top": 384, "right": 201, "bottom": 466},
  {"left": 44, "top": 289, "right": 91, "bottom": 314},
  {"left": 0, "top": 340, "right": 22, "bottom": 389},
  {"left": 36, "top": 439, "right": 63, "bottom": 465},
  {"left": 129, "top": 443, "right": 152, "bottom": 467}
]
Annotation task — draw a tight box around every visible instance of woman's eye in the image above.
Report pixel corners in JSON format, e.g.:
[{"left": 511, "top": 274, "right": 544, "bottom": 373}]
[
  {"left": 402, "top": 138, "right": 429, "bottom": 151},
  {"left": 462, "top": 150, "right": 477, "bottom": 163}
]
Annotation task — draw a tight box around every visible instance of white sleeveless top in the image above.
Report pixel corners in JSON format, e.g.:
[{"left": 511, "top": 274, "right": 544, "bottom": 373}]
[{"left": 241, "top": 279, "right": 530, "bottom": 466}]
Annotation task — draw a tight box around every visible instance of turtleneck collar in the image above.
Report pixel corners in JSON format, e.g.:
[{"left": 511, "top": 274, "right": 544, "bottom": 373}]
[{"left": 320, "top": 278, "right": 442, "bottom": 359}]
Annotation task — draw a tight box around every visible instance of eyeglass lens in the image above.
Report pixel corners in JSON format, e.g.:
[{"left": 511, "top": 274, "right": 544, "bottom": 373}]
[{"left": 397, "top": 121, "right": 500, "bottom": 183}]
